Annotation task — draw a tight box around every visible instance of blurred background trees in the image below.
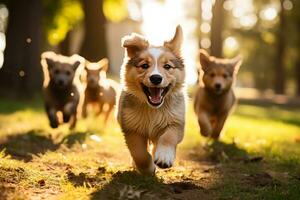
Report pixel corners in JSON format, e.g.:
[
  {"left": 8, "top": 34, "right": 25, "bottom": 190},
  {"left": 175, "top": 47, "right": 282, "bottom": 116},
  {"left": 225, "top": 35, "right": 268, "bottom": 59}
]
[{"left": 0, "top": 0, "right": 299, "bottom": 99}]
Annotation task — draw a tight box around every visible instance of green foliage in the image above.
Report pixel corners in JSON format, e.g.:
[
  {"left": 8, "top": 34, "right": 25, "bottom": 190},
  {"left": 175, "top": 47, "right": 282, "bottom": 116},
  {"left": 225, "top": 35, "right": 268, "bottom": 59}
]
[
  {"left": 43, "top": 0, "right": 83, "bottom": 46},
  {"left": 103, "top": 0, "right": 128, "bottom": 23}
]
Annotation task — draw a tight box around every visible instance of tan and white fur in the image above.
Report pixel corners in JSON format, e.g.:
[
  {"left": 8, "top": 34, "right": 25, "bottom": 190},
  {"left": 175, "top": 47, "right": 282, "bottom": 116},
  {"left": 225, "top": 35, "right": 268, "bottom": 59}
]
[
  {"left": 117, "top": 25, "right": 186, "bottom": 175},
  {"left": 81, "top": 58, "right": 119, "bottom": 124},
  {"left": 41, "top": 51, "right": 85, "bottom": 129},
  {"left": 194, "top": 49, "right": 242, "bottom": 139}
]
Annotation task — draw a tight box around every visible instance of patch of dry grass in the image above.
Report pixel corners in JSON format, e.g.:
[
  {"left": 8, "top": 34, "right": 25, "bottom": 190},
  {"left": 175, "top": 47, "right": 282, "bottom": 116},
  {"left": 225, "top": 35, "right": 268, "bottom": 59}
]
[{"left": 0, "top": 98, "right": 300, "bottom": 199}]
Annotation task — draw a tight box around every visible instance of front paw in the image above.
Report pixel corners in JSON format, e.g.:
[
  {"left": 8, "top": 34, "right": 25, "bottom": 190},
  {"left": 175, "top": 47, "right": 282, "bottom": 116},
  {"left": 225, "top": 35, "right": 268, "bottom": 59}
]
[
  {"left": 154, "top": 145, "right": 175, "bottom": 169},
  {"left": 132, "top": 160, "right": 156, "bottom": 176},
  {"left": 50, "top": 120, "right": 58, "bottom": 128},
  {"left": 63, "top": 114, "right": 71, "bottom": 123}
]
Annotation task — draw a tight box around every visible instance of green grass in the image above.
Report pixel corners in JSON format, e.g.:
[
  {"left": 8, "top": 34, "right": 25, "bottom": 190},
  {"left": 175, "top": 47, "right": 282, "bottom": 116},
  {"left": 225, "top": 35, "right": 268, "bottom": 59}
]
[{"left": 0, "top": 98, "right": 300, "bottom": 199}]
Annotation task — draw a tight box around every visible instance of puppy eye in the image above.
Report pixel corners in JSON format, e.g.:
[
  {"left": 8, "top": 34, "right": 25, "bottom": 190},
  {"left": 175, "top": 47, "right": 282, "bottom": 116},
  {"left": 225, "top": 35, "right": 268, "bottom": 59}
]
[
  {"left": 210, "top": 73, "right": 215, "bottom": 78},
  {"left": 54, "top": 69, "right": 59, "bottom": 74},
  {"left": 223, "top": 74, "right": 228, "bottom": 79},
  {"left": 164, "top": 64, "right": 172, "bottom": 70},
  {"left": 140, "top": 63, "right": 149, "bottom": 69},
  {"left": 66, "top": 71, "right": 71, "bottom": 76}
]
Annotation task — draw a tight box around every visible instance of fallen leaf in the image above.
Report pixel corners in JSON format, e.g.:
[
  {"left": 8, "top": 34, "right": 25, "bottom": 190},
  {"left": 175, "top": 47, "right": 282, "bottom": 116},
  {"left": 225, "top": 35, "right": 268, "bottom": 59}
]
[{"left": 38, "top": 179, "right": 45, "bottom": 187}]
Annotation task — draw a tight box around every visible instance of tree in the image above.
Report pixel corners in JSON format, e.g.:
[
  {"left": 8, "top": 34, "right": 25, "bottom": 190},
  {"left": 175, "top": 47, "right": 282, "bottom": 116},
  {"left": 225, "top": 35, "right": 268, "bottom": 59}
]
[
  {"left": 274, "top": 0, "right": 286, "bottom": 94},
  {"left": 0, "top": 0, "right": 43, "bottom": 98},
  {"left": 210, "top": 0, "right": 225, "bottom": 57},
  {"left": 80, "top": 0, "right": 107, "bottom": 62}
]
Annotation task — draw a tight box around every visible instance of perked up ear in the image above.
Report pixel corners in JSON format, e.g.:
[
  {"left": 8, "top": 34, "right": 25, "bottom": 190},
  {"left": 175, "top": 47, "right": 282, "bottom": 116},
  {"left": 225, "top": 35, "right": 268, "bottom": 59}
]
[
  {"left": 199, "top": 49, "right": 212, "bottom": 72},
  {"left": 45, "top": 58, "right": 55, "bottom": 69},
  {"left": 98, "top": 58, "right": 109, "bottom": 72},
  {"left": 228, "top": 55, "right": 242, "bottom": 74},
  {"left": 72, "top": 61, "right": 81, "bottom": 70},
  {"left": 164, "top": 25, "right": 183, "bottom": 54},
  {"left": 70, "top": 54, "right": 84, "bottom": 70},
  {"left": 121, "top": 33, "right": 149, "bottom": 57},
  {"left": 41, "top": 51, "right": 57, "bottom": 69}
]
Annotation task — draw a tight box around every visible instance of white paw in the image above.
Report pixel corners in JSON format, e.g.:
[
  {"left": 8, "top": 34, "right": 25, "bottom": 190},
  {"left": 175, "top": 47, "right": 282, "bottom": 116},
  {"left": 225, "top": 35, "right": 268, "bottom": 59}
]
[{"left": 154, "top": 145, "right": 175, "bottom": 168}]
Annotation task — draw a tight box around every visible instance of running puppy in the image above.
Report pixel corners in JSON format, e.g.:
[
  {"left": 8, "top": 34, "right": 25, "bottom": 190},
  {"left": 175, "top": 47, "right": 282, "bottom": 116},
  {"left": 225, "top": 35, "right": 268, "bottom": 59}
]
[
  {"left": 117, "top": 25, "right": 186, "bottom": 175},
  {"left": 194, "top": 49, "right": 242, "bottom": 139},
  {"left": 82, "top": 58, "right": 119, "bottom": 123},
  {"left": 41, "top": 52, "right": 84, "bottom": 129}
]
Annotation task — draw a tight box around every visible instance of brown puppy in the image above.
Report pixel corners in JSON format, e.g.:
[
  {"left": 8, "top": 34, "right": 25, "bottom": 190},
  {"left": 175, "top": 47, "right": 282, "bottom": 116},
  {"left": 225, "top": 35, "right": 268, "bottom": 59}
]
[
  {"left": 82, "top": 58, "right": 119, "bottom": 123},
  {"left": 41, "top": 51, "right": 84, "bottom": 129},
  {"left": 194, "top": 49, "right": 242, "bottom": 139},
  {"left": 117, "top": 25, "right": 186, "bottom": 175}
]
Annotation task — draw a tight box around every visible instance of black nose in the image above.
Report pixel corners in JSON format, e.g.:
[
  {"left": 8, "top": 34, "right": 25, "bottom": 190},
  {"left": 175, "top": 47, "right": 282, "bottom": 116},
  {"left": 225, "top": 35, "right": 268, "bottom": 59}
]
[
  {"left": 58, "top": 80, "right": 64, "bottom": 86},
  {"left": 215, "top": 83, "right": 221, "bottom": 90},
  {"left": 149, "top": 74, "right": 162, "bottom": 85}
]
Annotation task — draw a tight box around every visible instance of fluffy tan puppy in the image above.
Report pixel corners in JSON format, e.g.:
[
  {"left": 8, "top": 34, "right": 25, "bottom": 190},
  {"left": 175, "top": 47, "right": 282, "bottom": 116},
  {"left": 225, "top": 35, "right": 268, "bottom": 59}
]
[
  {"left": 117, "top": 25, "right": 186, "bottom": 175},
  {"left": 82, "top": 58, "right": 119, "bottom": 123},
  {"left": 194, "top": 49, "right": 242, "bottom": 139}
]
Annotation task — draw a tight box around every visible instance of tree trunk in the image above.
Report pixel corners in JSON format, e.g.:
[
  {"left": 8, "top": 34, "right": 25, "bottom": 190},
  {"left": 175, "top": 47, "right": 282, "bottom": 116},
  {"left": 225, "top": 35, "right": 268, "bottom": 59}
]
[
  {"left": 80, "top": 0, "right": 107, "bottom": 62},
  {"left": 296, "top": 57, "right": 300, "bottom": 96},
  {"left": 59, "top": 30, "right": 72, "bottom": 56},
  {"left": 274, "top": 0, "right": 286, "bottom": 94},
  {"left": 0, "top": 0, "right": 42, "bottom": 98},
  {"left": 210, "top": 0, "right": 225, "bottom": 57}
]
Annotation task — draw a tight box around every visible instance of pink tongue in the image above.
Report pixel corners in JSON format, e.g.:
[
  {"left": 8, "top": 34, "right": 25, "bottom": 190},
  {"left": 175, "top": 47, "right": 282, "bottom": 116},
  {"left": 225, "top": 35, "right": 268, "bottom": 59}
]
[{"left": 149, "top": 88, "right": 162, "bottom": 104}]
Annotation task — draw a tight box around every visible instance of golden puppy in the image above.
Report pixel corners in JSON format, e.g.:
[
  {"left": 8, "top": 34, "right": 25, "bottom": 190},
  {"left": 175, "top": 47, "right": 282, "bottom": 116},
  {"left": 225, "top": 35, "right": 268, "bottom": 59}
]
[
  {"left": 41, "top": 51, "right": 84, "bottom": 129},
  {"left": 82, "top": 58, "right": 119, "bottom": 123},
  {"left": 194, "top": 49, "right": 242, "bottom": 139},
  {"left": 117, "top": 25, "right": 186, "bottom": 175}
]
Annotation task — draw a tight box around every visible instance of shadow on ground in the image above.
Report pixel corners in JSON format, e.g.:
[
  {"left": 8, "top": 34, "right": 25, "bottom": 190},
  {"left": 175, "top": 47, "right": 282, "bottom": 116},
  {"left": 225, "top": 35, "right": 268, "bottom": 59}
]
[
  {"left": 187, "top": 140, "right": 250, "bottom": 163},
  {"left": 0, "top": 130, "right": 59, "bottom": 161},
  {"left": 60, "top": 131, "right": 91, "bottom": 148},
  {"left": 0, "top": 130, "right": 94, "bottom": 161},
  {"left": 90, "top": 170, "right": 210, "bottom": 200},
  {"left": 185, "top": 140, "right": 300, "bottom": 199}
]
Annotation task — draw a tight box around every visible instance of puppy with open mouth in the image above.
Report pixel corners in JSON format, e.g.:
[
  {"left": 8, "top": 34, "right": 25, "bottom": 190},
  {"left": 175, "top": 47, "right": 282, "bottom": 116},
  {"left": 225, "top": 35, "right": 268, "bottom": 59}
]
[{"left": 117, "top": 25, "right": 186, "bottom": 175}]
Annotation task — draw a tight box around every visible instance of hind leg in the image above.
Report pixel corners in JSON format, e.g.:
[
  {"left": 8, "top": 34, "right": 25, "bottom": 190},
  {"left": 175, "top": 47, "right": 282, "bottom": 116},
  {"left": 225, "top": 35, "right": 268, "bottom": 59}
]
[
  {"left": 69, "top": 114, "right": 77, "bottom": 130},
  {"left": 103, "top": 104, "right": 113, "bottom": 124},
  {"left": 96, "top": 102, "right": 104, "bottom": 117},
  {"left": 82, "top": 100, "right": 88, "bottom": 118},
  {"left": 63, "top": 102, "right": 77, "bottom": 123}
]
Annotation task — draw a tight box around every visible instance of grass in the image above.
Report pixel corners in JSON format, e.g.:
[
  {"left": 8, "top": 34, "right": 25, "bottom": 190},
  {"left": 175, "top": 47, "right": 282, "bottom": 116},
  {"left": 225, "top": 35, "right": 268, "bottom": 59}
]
[{"left": 0, "top": 97, "right": 300, "bottom": 199}]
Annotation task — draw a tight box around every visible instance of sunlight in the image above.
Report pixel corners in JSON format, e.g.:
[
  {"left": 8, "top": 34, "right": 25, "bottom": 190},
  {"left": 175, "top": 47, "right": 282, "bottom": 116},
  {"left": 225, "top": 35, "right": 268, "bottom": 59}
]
[
  {"left": 260, "top": 6, "right": 278, "bottom": 21},
  {"left": 0, "top": 32, "right": 5, "bottom": 52},
  {"left": 140, "top": 0, "right": 198, "bottom": 85},
  {"left": 200, "top": 22, "right": 211, "bottom": 34},
  {"left": 224, "top": 36, "right": 239, "bottom": 53},
  {"left": 200, "top": 38, "right": 211, "bottom": 49},
  {"left": 283, "top": 0, "right": 293, "bottom": 10}
]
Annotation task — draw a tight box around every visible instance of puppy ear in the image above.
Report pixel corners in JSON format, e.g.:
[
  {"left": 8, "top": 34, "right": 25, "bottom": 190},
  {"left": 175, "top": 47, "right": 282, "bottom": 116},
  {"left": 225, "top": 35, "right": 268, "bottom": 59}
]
[
  {"left": 70, "top": 54, "right": 84, "bottom": 70},
  {"left": 164, "top": 25, "right": 183, "bottom": 54},
  {"left": 121, "top": 33, "right": 149, "bottom": 57},
  {"left": 228, "top": 55, "right": 242, "bottom": 74},
  {"left": 199, "top": 49, "right": 212, "bottom": 72},
  {"left": 41, "top": 51, "right": 57, "bottom": 69},
  {"left": 98, "top": 58, "right": 109, "bottom": 72},
  {"left": 45, "top": 58, "right": 55, "bottom": 69},
  {"left": 72, "top": 61, "right": 81, "bottom": 70}
]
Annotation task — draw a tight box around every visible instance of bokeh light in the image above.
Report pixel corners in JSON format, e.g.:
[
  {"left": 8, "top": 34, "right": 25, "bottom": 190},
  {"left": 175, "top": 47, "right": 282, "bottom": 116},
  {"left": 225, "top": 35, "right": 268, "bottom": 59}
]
[{"left": 260, "top": 7, "right": 278, "bottom": 21}]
